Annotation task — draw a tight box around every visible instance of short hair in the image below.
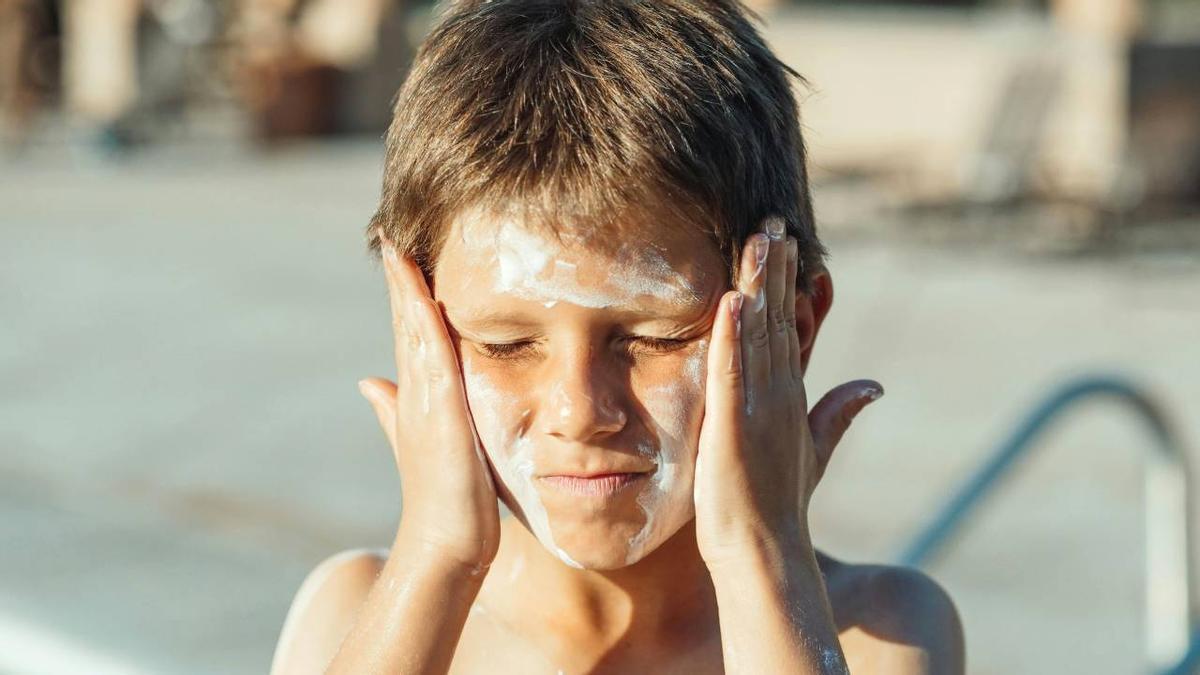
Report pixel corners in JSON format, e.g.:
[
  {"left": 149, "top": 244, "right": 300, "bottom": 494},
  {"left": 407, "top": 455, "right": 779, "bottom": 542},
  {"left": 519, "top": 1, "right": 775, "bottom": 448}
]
[{"left": 367, "top": 0, "right": 825, "bottom": 291}]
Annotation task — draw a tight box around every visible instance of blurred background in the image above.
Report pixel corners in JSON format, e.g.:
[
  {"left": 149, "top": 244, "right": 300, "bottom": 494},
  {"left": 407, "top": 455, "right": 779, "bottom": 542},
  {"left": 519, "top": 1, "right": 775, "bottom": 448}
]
[{"left": 2, "top": 0, "right": 1199, "bottom": 673}]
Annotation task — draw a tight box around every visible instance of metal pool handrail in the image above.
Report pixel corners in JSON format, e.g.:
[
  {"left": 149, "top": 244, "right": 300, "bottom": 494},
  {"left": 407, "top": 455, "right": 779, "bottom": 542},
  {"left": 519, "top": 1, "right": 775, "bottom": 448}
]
[{"left": 893, "top": 375, "right": 1194, "bottom": 672}]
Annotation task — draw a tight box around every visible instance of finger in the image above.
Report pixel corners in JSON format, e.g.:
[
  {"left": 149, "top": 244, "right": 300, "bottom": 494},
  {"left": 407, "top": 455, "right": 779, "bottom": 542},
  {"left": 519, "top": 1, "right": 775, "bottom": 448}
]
[
  {"left": 808, "top": 380, "right": 884, "bottom": 478},
  {"left": 736, "top": 233, "right": 771, "bottom": 414},
  {"left": 702, "top": 291, "right": 747, "bottom": 457},
  {"left": 410, "top": 295, "right": 474, "bottom": 424},
  {"left": 381, "top": 242, "right": 418, "bottom": 377},
  {"left": 784, "top": 237, "right": 802, "bottom": 382},
  {"left": 358, "top": 377, "right": 399, "bottom": 451},
  {"left": 763, "top": 217, "right": 791, "bottom": 379},
  {"left": 382, "top": 242, "right": 437, "bottom": 387},
  {"left": 391, "top": 246, "right": 434, "bottom": 299}
]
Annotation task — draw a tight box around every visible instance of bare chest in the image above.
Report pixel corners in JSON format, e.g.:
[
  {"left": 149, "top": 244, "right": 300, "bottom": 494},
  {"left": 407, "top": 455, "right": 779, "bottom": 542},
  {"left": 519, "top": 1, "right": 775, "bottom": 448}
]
[
  {"left": 448, "top": 608, "right": 726, "bottom": 675},
  {"left": 447, "top": 607, "right": 878, "bottom": 674}
]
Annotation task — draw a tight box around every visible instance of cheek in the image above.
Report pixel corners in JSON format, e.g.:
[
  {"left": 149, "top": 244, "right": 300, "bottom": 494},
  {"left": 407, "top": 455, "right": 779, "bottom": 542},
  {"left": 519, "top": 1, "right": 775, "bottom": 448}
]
[
  {"left": 635, "top": 339, "right": 709, "bottom": 472},
  {"left": 461, "top": 358, "right": 525, "bottom": 461},
  {"left": 622, "top": 341, "right": 708, "bottom": 563},
  {"left": 641, "top": 340, "right": 708, "bottom": 438},
  {"left": 461, "top": 360, "right": 535, "bottom": 519}
]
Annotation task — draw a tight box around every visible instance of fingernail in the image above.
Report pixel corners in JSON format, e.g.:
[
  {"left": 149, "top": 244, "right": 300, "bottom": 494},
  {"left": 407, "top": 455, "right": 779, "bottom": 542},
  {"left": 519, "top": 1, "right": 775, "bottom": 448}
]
[
  {"left": 764, "top": 216, "right": 786, "bottom": 241},
  {"left": 787, "top": 238, "right": 798, "bottom": 262},
  {"left": 357, "top": 379, "right": 372, "bottom": 398},
  {"left": 846, "top": 388, "right": 882, "bottom": 421},
  {"left": 859, "top": 385, "right": 884, "bottom": 402},
  {"left": 729, "top": 292, "right": 743, "bottom": 338}
]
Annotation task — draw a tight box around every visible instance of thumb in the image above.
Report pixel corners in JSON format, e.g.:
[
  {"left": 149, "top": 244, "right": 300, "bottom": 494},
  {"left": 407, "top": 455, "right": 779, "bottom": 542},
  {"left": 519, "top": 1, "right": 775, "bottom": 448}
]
[
  {"left": 358, "top": 377, "right": 399, "bottom": 452},
  {"left": 808, "top": 380, "right": 884, "bottom": 479}
]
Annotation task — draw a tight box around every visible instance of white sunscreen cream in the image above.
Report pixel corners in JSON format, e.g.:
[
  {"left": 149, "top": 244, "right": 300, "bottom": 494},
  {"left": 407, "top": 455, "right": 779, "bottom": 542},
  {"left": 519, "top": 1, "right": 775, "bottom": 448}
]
[
  {"left": 625, "top": 338, "right": 707, "bottom": 564},
  {"left": 463, "top": 364, "right": 582, "bottom": 568},
  {"left": 455, "top": 217, "right": 707, "bottom": 567},
  {"left": 462, "top": 217, "right": 701, "bottom": 309}
]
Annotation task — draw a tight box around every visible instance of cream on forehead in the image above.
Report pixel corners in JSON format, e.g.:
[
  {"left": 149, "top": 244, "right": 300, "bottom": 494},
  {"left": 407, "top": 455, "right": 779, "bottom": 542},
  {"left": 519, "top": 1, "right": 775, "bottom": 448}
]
[{"left": 459, "top": 217, "right": 701, "bottom": 309}]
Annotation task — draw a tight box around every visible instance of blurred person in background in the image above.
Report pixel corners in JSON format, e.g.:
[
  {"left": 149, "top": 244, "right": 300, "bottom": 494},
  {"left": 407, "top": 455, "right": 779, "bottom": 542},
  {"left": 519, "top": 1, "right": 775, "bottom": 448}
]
[
  {"left": 227, "top": 0, "right": 410, "bottom": 138},
  {"left": 0, "top": 0, "right": 55, "bottom": 146},
  {"left": 61, "top": 0, "right": 142, "bottom": 145},
  {"left": 4, "top": 0, "right": 218, "bottom": 149},
  {"left": 0, "top": 0, "right": 411, "bottom": 148}
]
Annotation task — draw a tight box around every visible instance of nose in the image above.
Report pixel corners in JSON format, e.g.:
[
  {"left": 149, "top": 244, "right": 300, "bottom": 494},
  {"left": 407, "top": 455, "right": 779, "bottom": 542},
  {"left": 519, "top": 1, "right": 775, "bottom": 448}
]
[{"left": 541, "top": 349, "right": 627, "bottom": 443}]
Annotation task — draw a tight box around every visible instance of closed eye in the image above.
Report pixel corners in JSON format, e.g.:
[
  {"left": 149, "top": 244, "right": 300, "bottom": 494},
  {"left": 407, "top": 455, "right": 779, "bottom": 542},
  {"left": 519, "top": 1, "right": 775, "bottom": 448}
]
[
  {"left": 623, "top": 335, "right": 692, "bottom": 355},
  {"left": 476, "top": 340, "right": 537, "bottom": 360},
  {"left": 475, "top": 335, "right": 693, "bottom": 361}
]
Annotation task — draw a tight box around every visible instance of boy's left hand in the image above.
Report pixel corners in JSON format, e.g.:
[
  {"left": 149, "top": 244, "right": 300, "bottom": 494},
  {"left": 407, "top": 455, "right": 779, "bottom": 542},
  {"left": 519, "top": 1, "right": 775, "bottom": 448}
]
[{"left": 694, "top": 217, "right": 883, "bottom": 568}]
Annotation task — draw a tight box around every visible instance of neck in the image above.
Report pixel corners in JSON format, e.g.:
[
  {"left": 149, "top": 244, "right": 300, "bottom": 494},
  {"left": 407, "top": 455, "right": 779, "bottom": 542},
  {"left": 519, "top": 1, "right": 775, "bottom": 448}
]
[{"left": 483, "top": 517, "right": 718, "bottom": 646}]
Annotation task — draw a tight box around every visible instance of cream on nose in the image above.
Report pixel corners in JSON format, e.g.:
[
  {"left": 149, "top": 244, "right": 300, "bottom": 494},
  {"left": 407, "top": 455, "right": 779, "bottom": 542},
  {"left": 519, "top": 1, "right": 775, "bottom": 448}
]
[{"left": 543, "top": 367, "right": 627, "bottom": 442}]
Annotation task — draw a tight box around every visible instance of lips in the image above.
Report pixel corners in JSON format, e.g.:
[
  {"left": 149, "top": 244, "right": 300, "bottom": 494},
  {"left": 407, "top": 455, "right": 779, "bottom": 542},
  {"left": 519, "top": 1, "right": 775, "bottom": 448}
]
[{"left": 539, "top": 472, "right": 647, "bottom": 497}]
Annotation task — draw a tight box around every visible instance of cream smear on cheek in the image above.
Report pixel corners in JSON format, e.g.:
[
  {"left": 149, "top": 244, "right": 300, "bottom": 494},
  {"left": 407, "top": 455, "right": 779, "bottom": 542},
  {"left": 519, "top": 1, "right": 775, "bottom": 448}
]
[
  {"left": 625, "top": 338, "right": 707, "bottom": 564},
  {"left": 463, "top": 363, "right": 582, "bottom": 568}
]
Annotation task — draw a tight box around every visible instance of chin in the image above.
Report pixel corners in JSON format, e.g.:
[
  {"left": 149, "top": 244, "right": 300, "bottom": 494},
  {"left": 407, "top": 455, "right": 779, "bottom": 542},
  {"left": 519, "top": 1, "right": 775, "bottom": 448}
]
[
  {"left": 539, "top": 511, "right": 692, "bottom": 571},
  {"left": 499, "top": 475, "right": 695, "bottom": 570},
  {"left": 552, "top": 527, "right": 648, "bottom": 570}
]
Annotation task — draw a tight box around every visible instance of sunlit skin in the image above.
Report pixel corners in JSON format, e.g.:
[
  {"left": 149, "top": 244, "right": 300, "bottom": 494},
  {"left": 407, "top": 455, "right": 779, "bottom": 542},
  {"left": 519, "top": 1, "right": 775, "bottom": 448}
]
[
  {"left": 442, "top": 214, "right": 723, "bottom": 571},
  {"left": 269, "top": 214, "right": 966, "bottom": 675}
]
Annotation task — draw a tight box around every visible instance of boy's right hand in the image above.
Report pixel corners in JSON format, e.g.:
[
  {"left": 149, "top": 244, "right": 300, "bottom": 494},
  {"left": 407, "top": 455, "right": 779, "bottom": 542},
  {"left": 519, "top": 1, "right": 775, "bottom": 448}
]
[{"left": 357, "top": 243, "right": 500, "bottom": 574}]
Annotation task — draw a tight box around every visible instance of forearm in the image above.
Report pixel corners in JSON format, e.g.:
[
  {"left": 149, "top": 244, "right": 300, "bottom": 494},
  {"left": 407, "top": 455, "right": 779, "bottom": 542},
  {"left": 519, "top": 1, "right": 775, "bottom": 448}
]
[
  {"left": 709, "top": 531, "right": 847, "bottom": 675},
  {"left": 325, "top": 538, "right": 484, "bottom": 675}
]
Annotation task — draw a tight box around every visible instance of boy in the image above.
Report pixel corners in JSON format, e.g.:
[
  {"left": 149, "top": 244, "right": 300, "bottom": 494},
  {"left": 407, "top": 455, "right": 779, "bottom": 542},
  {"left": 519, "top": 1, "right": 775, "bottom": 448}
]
[{"left": 272, "top": 1, "right": 965, "bottom": 673}]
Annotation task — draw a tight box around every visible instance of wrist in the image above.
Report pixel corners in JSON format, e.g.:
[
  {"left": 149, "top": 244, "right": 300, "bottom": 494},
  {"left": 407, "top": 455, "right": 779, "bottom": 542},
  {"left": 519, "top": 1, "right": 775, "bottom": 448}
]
[
  {"left": 707, "top": 527, "right": 846, "bottom": 675},
  {"left": 702, "top": 518, "right": 813, "bottom": 577},
  {"left": 391, "top": 528, "right": 494, "bottom": 582}
]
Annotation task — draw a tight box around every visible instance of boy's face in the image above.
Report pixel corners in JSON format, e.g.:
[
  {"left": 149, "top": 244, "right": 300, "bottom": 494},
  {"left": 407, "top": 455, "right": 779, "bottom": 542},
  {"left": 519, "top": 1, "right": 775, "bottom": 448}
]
[{"left": 433, "top": 211, "right": 727, "bottom": 569}]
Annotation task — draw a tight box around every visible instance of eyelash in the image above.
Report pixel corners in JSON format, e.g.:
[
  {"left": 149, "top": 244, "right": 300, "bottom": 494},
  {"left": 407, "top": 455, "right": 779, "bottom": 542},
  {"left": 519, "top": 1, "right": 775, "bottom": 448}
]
[{"left": 476, "top": 336, "right": 691, "bottom": 361}]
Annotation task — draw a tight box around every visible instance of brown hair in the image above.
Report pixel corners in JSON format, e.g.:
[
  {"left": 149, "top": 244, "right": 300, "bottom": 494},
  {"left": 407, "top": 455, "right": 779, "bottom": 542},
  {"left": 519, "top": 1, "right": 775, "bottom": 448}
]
[{"left": 367, "top": 0, "right": 825, "bottom": 291}]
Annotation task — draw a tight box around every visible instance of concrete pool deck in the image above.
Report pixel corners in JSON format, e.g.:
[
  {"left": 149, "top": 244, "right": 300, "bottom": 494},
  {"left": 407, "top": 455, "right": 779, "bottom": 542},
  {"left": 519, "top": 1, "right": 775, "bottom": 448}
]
[{"left": 2, "top": 140, "right": 1198, "bottom": 674}]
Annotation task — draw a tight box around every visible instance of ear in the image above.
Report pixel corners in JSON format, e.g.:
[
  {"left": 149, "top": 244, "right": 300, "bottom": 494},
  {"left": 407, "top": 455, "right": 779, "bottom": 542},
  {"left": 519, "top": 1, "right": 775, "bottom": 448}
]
[{"left": 795, "top": 269, "right": 833, "bottom": 376}]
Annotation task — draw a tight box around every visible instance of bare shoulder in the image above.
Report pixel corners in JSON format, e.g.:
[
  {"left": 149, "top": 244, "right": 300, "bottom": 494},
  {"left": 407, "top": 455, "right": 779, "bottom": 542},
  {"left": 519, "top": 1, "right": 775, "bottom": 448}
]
[
  {"left": 817, "top": 551, "right": 965, "bottom": 675},
  {"left": 269, "top": 547, "right": 390, "bottom": 675}
]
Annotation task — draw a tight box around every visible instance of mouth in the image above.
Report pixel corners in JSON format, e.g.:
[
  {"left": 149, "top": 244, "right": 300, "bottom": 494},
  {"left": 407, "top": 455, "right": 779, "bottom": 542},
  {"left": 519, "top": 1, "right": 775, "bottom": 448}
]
[{"left": 538, "top": 472, "right": 647, "bottom": 498}]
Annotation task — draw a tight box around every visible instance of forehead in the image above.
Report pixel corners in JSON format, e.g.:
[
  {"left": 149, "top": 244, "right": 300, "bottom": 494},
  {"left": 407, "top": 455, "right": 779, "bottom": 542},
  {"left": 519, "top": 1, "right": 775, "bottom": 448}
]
[{"left": 433, "top": 211, "right": 724, "bottom": 317}]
